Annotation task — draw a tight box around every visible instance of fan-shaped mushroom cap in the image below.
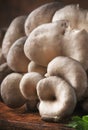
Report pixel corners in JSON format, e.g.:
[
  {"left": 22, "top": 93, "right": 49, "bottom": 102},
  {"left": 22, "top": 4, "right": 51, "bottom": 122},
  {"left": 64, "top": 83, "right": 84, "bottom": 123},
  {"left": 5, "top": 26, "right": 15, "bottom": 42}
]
[
  {"left": 63, "top": 29, "right": 88, "bottom": 70},
  {"left": 7, "top": 37, "right": 29, "bottom": 73},
  {"left": 25, "top": 18, "right": 88, "bottom": 70},
  {"left": 1, "top": 73, "right": 26, "bottom": 108},
  {"left": 20, "top": 72, "right": 44, "bottom": 111},
  {"left": 2, "top": 16, "right": 26, "bottom": 59},
  {"left": 37, "top": 76, "right": 77, "bottom": 121},
  {"left": 52, "top": 4, "right": 88, "bottom": 31},
  {"left": 47, "top": 56, "right": 87, "bottom": 100},
  {"left": 25, "top": 2, "right": 64, "bottom": 36},
  {"left": 24, "top": 20, "right": 68, "bottom": 66},
  {"left": 28, "top": 61, "right": 47, "bottom": 75}
]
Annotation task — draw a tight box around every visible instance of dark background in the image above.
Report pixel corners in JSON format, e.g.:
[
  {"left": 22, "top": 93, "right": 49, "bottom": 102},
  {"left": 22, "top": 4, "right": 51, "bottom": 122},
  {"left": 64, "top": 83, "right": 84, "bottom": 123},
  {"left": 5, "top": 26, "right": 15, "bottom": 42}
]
[{"left": 0, "top": 0, "right": 88, "bottom": 28}]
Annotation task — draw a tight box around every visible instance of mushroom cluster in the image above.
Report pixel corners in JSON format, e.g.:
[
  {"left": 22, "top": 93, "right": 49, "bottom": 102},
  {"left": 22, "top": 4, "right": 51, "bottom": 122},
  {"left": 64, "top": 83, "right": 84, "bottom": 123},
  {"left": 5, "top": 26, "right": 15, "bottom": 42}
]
[{"left": 0, "top": 2, "right": 88, "bottom": 122}]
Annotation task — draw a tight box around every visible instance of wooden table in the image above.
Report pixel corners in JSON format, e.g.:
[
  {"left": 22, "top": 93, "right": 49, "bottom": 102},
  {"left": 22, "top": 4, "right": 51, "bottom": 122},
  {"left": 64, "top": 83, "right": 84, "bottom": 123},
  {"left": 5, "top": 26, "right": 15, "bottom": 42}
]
[{"left": 0, "top": 102, "right": 75, "bottom": 130}]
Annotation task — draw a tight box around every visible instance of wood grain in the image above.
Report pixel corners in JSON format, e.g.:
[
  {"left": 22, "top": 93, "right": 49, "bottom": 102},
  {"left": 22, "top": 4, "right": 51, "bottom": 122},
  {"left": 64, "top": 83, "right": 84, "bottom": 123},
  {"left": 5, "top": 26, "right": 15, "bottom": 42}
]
[{"left": 0, "top": 102, "right": 75, "bottom": 130}]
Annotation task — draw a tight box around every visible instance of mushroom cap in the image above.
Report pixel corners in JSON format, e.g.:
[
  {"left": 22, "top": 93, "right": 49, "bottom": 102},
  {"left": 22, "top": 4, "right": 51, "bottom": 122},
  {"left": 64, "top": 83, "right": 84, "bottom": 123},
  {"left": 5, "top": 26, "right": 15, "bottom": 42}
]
[
  {"left": 37, "top": 76, "right": 77, "bottom": 121},
  {"left": 20, "top": 72, "right": 44, "bottom": 111},
  {"left": 25, "top": 18, "right": 88, "bottom": 69},
  {"left": 47, "top": 56, "right": 87, "bottom": 100},
  {"left": 2, "top": 16, "right": 26, "bottom": 59},
  {"left": 63, "top": 29, "right": 88, "bottom": 70},
  {"left": 7, "top": 36, "right": 30, "bottom": 73},
  {"left": 52, "top": 4, "right": 88, "bottom": 31},
  {"left": 24, "top": 20, "right": 68, "bottom": 66},
  {"left": 1, "top": 73, "right": 26, "bottom": 108},
  {"left": 20, "top": 72, "right": 44, "bottom": 100},
  {"left": 25, "top": 2, "right": 64, "bottom": 36},
  {"left": 0, "top": 62, "right": 11, "bottom": 101},
  {"left": 28, "top": 61, "right": 47, "bottom": 75}
]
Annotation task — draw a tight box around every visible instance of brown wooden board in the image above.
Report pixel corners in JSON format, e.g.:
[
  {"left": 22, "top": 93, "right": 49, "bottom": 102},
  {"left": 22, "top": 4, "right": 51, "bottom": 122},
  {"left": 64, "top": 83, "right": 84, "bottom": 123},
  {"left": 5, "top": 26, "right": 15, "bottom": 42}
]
[{"left": 0, "top": 102, "right": 76, "bottom": 130}]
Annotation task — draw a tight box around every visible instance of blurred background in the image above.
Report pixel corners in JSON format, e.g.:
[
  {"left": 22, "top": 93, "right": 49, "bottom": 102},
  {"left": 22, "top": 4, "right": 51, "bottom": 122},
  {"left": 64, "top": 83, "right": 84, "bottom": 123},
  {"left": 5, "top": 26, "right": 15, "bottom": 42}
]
[{"left": 0, "top": 0, "right": 88, "bottom": 28}]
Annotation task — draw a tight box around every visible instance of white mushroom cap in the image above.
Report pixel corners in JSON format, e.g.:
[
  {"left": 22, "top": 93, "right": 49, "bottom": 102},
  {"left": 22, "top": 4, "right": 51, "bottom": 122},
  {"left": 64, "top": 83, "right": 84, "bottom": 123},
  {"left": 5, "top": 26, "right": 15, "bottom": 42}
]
[
  {"left": 24, "top": 20, "right": 68, "bottom": 66},
  {"left": 1, "top": 73, "right": 26, "bottom": 108},
  {"left": 52, "top": 4, "right": 88, "bottom": 31},
  {"left": 25, "top": 2, "right": 64, "bottom": 35},
  {"left": 7, "top": 36, "right": 30, "bottom": 73},
  {"left": 25, "top": 20, "right": 88, "bottom": 70},
  {"left": 2, "top": 16, "right": 26, "bottom": 59},
  {"left": 28, "top": 61, "right": 47, "bottom": 75},
  {"left": 52, "top": 5, "right": 88, "bottom": 70},
  {"left": 47, "top": 56, "right": 87, "bottom": 100},
  {"left": 20, "top": 72, "right": 44, "bottom": 111},
  {"left": 63, "top": 29, "right": 88, "bottom": 70},
  {"left": 37, "top": 76, "right": 77, "bottom": 121}
]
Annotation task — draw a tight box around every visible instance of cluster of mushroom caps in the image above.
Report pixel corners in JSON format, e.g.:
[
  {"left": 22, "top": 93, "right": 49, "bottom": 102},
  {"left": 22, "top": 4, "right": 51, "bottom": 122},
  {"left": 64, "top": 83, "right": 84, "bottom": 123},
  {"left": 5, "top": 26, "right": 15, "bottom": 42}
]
[{"left": 0, "top": 2, "right": 88, "bottom": 122}]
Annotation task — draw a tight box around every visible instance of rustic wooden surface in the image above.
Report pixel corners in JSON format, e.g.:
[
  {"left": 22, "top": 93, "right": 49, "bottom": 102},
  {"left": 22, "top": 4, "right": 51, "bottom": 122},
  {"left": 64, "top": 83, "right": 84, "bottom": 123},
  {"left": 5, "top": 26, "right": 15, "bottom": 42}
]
[{"left": 0, "top": 102, "right": 75, "bottom": 130}]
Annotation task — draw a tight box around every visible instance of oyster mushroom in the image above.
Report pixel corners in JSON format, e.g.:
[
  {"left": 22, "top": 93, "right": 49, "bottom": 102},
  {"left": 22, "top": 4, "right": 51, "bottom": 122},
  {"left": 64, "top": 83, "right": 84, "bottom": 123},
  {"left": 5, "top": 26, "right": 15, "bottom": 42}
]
[
  {"left": 20, "top": 72, "right": 44, "bottom": 111},
  {"left": 37, "top": 76, "right": 77, "bottom": 122},
  {"left": 1, "top": 73, "right": 26, "bottom": 108},
  {"left": 2, "top": 16, "right": 26, "bottom": 59},
  {"left": 28, "top": 61, "right": 47, "bottom": 76},
  {"left": 47, "top": 56, "right": 87, "bottom": 100},
  {"left": 24, "top": 20, "right": 68, "bottom": 66},
  {"left": 7, "top": 36, "right": 29, "bottom": 73},
  {"left": 25, "top": 2, "right": 64, "bottom": 35}
]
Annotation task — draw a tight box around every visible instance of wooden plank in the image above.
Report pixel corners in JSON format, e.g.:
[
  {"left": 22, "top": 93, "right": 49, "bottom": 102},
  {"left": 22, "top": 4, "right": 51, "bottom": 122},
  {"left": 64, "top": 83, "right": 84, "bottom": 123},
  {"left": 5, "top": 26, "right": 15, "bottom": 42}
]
[{"left": 0, "top": 102, "right": 75, "bottom": 130}]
